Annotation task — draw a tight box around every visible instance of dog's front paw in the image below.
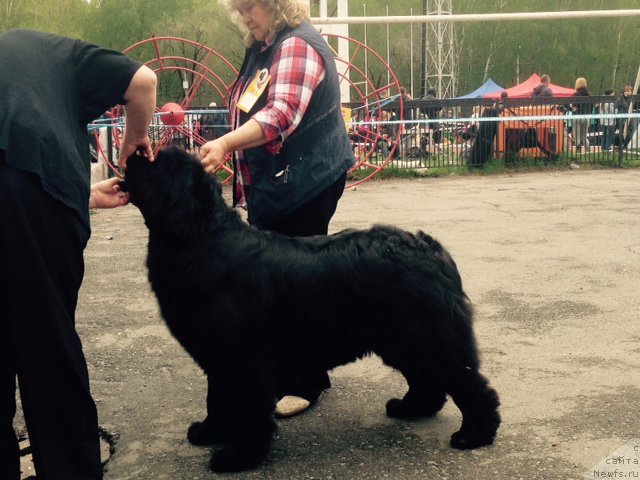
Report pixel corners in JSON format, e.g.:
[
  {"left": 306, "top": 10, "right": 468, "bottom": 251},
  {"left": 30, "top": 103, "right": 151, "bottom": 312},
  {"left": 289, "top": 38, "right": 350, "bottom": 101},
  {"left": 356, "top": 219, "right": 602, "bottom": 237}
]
[
  {"left": 386, "top": 394, "right": 446, "bottom": 419},
  {"left": 386, "top": 398, "right": 411, "bottom": 418},
  {"left": 209, "top": 443, "right": 269, "bottom": 472},
  {"left": 187, "top": 421, "right": 223, "bottom": 446},
  {"left": 450, "top": 428, "right": 496, "bottom": 450}
]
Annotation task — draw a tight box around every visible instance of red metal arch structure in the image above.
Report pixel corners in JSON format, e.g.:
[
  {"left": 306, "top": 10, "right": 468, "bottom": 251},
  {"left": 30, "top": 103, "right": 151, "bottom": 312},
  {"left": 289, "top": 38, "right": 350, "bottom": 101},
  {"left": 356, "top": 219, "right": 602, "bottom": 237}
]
[
  {"left": 97, "top": 36, "right": 238, "bottom": 182},
  {"left": 321, "top": 33, "right": 403, "bottom": 188},
  {"left": 98, "top": 35, "right": 402, "bottom": 187}
]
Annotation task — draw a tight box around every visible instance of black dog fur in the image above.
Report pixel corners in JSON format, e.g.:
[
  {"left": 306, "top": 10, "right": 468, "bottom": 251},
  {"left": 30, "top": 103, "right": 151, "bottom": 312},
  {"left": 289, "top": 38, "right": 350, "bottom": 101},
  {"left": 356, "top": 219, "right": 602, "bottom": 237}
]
[{"left": 122, "top": 146, "right": 501, "bottom": 472}]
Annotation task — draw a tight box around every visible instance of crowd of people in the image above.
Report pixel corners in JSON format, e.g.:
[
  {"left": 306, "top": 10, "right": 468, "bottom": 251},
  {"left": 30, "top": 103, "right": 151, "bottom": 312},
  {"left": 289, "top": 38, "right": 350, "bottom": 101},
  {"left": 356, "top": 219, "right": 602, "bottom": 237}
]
[
  {"left": 350, "top": 75, "right": 639, "bottom": 166},
  {"left": 161, "top": 71, "right": 637, "bottom": 168},
  {"left": 525, "top": 77, "right": 638, "bottom": 153}
]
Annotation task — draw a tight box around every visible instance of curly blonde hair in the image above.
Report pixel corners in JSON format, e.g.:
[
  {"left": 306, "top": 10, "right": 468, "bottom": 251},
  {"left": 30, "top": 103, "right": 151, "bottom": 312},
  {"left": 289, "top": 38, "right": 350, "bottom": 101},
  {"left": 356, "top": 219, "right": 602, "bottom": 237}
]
[{"left": 224, "top": 0, "right": 310, "bottom": 47}]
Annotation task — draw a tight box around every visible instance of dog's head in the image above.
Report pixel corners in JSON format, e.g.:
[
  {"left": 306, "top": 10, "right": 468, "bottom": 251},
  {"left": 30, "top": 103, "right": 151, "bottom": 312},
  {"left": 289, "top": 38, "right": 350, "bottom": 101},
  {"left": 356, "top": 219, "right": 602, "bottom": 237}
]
[{"left": 122, "top": 145, "right": 222, "bottom": 239}]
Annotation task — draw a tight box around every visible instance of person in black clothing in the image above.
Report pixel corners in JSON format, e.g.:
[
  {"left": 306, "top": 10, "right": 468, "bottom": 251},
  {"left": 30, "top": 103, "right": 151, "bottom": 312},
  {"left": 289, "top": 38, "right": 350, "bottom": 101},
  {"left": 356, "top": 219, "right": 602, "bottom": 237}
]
[
  {"left": 0, "top": 29, "right": 157, "bottom": 480},
  {"left": 600, "top": 88, "right": 617, "bottom": 151},
  {"left": 418, "top": 88, "right": 443, "bottom": 153},
  {"left": 571, "top": 77, "right": 592, "bottom": 152},
  {"left": 496, "top": 90, "right": 509, "bottom": 111},
  {"left": 615, "top": 85, "right": 638, "bottom": 148},
  {"left": 466, "top": 92, "right": 509, "bottom": 168},
  {"left": 468, "top": 106, "right": 499, "bottom": 167},
  {"left": 421, "top": 87, "right": 441, "bottom": 120},
  {"left": 531, "top": 74, "right": 554, "bottom": 98}
]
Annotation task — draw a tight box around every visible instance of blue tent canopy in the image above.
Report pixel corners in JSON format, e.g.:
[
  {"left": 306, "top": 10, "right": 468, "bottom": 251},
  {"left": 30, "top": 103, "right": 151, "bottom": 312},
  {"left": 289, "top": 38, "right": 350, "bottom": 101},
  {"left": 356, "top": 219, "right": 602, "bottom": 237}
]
[{"left": 454, "top": 78, "right": 504, "bottom": 99}]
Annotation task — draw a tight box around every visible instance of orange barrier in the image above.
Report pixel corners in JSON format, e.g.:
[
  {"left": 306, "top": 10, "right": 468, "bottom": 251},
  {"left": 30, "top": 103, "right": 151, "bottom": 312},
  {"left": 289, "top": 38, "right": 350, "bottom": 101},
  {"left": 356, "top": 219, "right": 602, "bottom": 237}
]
[{"left": 498, "top": 105, "right": 565, "bottom": 158}]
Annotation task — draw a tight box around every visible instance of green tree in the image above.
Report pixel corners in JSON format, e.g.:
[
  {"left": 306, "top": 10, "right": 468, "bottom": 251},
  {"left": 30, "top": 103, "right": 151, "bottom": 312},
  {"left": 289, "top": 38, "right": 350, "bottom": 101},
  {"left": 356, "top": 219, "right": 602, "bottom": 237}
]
[
  {"left": 1, "top": 0, "right": 90, "bottom": 35},
  {"left": 2, "top": 0, "right": 639, "bottom": 98}
]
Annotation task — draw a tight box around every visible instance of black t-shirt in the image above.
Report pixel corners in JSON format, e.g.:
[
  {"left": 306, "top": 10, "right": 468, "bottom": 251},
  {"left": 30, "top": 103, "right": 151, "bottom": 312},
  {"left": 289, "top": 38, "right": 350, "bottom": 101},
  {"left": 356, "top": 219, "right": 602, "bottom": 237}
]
[{"left": 0, "top": 29, "right": 142, "bottom": 226}]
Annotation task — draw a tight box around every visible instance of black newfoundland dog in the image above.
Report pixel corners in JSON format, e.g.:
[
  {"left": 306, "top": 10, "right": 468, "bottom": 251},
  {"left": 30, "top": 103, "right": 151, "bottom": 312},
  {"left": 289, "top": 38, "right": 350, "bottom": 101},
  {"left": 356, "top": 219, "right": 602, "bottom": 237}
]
[{"left": 122, "top": 146, "right": 500, "bottom": 472}]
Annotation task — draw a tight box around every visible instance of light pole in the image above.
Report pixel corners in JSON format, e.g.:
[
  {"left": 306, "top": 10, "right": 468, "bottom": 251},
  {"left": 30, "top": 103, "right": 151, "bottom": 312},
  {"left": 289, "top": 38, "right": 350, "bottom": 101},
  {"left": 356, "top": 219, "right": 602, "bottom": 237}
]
[{"left": 516, "top": 44, "right": 521, "bottom": 84}]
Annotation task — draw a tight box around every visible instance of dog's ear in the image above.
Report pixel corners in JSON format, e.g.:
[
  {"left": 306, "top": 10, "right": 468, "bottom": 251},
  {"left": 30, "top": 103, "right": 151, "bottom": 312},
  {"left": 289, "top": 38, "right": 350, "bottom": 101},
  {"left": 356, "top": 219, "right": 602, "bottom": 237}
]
[
  {"left": 191, "top": 164, "right": 225, "bottom": 207},
  {"left": 126, "top": 148, "right": 148, "bottom": 169}
]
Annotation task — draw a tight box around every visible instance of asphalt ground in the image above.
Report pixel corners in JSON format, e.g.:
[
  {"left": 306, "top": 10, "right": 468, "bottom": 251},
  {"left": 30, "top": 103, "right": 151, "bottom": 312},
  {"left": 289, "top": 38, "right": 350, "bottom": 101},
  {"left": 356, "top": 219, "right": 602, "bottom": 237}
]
[{"left": 20, "top": 167, "right": 640, "bottom": 479}]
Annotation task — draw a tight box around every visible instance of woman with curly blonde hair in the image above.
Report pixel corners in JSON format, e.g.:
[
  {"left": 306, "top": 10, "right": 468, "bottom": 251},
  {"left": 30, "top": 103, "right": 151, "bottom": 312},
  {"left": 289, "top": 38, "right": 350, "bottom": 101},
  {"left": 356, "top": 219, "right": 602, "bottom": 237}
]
[
  {"left": 225, "top": 0, "right": 309, "bottom": 46},
  {"left": 198, "top": 0, "right": 355, "bottom": 428}
]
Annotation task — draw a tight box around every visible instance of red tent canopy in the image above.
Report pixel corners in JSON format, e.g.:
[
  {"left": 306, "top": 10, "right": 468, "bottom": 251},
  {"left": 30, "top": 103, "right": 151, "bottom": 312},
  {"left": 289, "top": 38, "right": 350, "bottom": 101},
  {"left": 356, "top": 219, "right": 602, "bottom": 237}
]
[{"left": 483, "top": 73, "right": 575, "bottom": 99}]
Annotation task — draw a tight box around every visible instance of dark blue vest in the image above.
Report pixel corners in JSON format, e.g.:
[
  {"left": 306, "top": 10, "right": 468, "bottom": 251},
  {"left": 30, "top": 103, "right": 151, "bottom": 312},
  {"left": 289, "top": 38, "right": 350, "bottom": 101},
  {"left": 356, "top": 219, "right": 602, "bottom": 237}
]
[{"left": 233, "top": 22, "right": 354, "bottom": 228}]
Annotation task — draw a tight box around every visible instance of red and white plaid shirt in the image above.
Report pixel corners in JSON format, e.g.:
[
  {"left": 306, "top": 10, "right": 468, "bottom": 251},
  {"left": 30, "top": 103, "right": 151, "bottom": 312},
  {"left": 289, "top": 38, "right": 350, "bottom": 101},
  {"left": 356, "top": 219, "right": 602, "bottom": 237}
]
[{"left": 231, "top": 35, "right": 326, "bottom": 208}]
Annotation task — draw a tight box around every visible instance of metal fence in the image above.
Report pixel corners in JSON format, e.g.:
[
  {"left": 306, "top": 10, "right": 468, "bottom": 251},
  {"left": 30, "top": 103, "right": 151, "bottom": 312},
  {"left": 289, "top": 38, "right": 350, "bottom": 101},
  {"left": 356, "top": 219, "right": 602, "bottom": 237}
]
[
  {"left": 345, "top": 95, "right": 640, "bottom": 171},
  {"left": 90, "top": 96, "right": 640, "bottom": 173}
]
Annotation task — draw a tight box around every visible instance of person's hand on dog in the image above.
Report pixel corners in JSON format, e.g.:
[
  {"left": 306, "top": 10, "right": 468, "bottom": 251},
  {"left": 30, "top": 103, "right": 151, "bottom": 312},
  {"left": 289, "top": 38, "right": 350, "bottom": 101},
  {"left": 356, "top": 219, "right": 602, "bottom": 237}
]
[
  {"left": 89, "top": 177, "right": 130, "bottom": 209},
  {"left": 200, "top": 138, "right": 228, "bottom": 174},
  {"left": 119, "top": 134, "right": 154, "bottom": 171},
  {"left": 200, "top": 119, "right": 268, "bottom": 175}
]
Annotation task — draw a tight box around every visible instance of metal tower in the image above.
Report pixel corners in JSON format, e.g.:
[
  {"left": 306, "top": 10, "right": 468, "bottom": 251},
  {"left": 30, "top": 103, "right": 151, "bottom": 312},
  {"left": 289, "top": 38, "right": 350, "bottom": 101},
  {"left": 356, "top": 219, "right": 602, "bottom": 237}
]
[{"left": 420, "top": 0, "right": 456, "bottom": 98}]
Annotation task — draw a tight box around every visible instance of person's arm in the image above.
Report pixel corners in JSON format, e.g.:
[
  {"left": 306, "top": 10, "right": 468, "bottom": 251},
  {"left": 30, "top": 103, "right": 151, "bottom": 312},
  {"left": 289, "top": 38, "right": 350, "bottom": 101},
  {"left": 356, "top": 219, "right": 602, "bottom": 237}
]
[
  {"left": 200, "top": 37, "right": 324, "bottom": 174},
  {"left": 119, "top": 65, "right": 157, "bottom": 170},
  {"left": 200, "top": 118, "right": 266, "bottom": 174},
  {"left": 89, "top": 177, "right": 129, "bottom": 209}
]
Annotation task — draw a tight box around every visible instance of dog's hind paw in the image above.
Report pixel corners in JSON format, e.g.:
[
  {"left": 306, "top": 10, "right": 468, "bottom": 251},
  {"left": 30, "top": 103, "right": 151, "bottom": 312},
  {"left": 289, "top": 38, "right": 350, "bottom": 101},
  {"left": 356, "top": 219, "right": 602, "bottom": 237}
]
[
  {"left": 450, "top": 429, "right": 496, "bottom": 450},
  {"left": 187, "top": 421, "right": 223, "bottom": 446}
]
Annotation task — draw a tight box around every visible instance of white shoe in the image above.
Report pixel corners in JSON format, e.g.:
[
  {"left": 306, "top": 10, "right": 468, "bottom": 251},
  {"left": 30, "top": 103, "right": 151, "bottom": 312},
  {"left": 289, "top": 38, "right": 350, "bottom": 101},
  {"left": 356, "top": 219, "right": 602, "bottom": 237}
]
[{"left": 275, "top": 395, "right": 311, "bottom": 417}]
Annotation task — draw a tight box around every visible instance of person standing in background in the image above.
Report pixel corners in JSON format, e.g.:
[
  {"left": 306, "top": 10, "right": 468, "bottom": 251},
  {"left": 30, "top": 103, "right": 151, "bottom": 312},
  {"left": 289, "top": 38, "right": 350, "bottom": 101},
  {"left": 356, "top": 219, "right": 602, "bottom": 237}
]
[
  {"left": 571, "top": 77, "right": 592, "bottom": 153},
  {"left": 531, "top": 74, "right": 554, "bottom": 98},
  {"left": 599, "top": 89, "right": 616, "bottom": 152},
  {"left": 616, "top": 85, "right": 638, "bottom": 149}
]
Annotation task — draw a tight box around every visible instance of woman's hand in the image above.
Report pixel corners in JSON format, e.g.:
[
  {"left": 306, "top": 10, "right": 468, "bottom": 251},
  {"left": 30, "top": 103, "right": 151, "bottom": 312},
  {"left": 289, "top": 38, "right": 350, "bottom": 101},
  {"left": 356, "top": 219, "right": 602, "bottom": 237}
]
[
  {"left": 200, "top": 138, "right": 229, "bottom": 175},
  {"left": 199, "top": 119, "right": 268, "bottom": 174}
]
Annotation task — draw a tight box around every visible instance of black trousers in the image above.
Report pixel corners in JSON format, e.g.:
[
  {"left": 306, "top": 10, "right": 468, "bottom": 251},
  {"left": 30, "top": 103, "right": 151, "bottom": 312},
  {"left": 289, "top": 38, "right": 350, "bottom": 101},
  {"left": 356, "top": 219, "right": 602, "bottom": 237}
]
[
  {"left": 259, "top": 173, "right": 347, "bottom": 237},
  {"left": 0, "top": 161, "right": 102, "bottom": 479},
  {"left": 258, "top": 172, "right": 347, "bottom": 401}
]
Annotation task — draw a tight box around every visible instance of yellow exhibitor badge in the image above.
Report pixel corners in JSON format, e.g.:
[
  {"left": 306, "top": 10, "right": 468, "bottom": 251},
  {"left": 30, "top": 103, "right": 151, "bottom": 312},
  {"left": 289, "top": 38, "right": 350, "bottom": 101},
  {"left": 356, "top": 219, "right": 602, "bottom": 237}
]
[{"left": 237, "top": 68, "right": 271, "bottom": 113}]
